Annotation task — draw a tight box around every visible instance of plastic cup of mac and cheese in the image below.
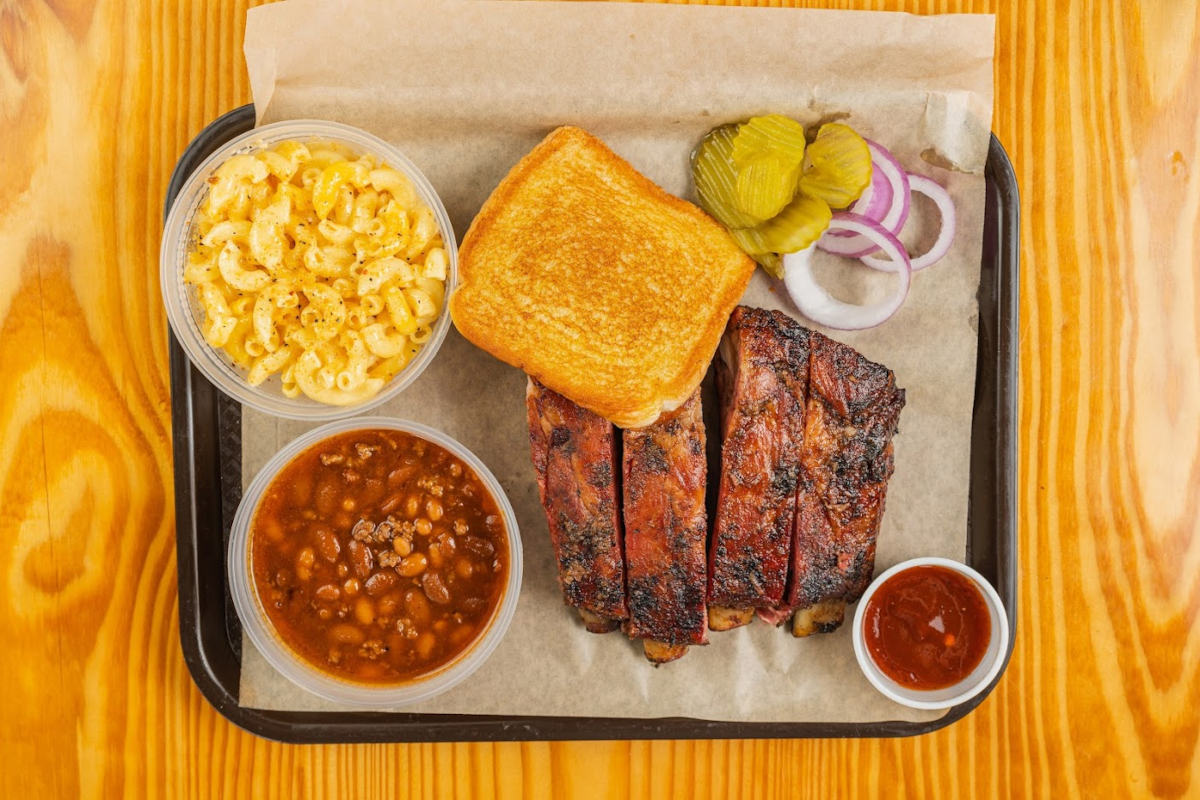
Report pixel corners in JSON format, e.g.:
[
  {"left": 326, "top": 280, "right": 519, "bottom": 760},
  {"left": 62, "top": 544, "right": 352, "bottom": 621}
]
[{"left": 160, "top": 119, "right": 458, "bottom": 421}]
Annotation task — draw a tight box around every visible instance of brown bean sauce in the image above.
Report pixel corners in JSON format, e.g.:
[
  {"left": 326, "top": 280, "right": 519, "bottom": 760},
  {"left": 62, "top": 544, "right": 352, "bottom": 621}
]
[
  {"left": 863, "top": 565, "right": 991, "bottom": 690},
  {"left": 251, "top": 429, "right": 508, "bottom": 684}
]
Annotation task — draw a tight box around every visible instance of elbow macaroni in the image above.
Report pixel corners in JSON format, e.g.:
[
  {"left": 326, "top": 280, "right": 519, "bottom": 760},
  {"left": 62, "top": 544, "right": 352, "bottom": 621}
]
[{"left": 184, "top": 139, "right": 448, "bottom": 405}]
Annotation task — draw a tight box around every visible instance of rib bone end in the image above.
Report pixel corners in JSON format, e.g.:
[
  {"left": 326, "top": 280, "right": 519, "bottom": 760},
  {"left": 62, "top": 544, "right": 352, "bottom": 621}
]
[
  {"left": 791, "top": 600, "right": 847, "bottom": 637},
  {"left": 643, "top": 640, "right": 689, "bottom": 664},
  {"left": 579, "top": 609, "right": 621, "bottom": 633},
  {"left": 707, "top": 605, "right": 755, "bottom": 631}
]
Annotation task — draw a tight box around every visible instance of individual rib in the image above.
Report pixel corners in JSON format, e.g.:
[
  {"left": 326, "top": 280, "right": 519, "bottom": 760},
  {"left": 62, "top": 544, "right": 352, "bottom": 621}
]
[
  {"left": 622, "top": 390, "right": 709, "bottom": 662},
  {"left": 786, "top": 332, "right": 905, "bottom": 636},
  {"left": 527, "top": 378, "right": 627, "bottom": 631},
  {"left": 708, "top": 307, "right": 809, "bottom": 629}
]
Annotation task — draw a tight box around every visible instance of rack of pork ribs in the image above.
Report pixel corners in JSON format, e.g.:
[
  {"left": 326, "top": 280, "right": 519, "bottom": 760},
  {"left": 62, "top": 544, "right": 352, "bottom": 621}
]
[{"left": 526, "top": 305, "right": 906, "bottom": 664}]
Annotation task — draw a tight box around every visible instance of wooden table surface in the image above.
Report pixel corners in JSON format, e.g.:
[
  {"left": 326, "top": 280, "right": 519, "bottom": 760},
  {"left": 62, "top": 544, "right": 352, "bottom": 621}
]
[{"left": 2, "top": 0, "right": 1197, "bottom": 796}]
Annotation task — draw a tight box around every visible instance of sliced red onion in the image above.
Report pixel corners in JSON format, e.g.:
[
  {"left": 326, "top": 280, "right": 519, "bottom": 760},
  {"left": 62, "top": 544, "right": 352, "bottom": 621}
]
[
  {"left": 860, "top": 174, "right": 957, "bottom": 272},
  {"left": 818, "top": 140, "right": 910, "bottom": 256},
  {"left": 824, "top": 164, "right": 892, "bottom": 237},
  {"left": 864, "top": 140, "right": 912, "bottom": 233},
  {"left": 783, "top": 213, "right": 912, "bottom": 331}
]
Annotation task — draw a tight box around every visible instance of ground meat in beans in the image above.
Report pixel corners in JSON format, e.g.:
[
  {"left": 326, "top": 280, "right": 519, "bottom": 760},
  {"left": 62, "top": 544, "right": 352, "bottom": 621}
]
[{"left": 359, "top": 639, "right": 386, "bottom": 659}]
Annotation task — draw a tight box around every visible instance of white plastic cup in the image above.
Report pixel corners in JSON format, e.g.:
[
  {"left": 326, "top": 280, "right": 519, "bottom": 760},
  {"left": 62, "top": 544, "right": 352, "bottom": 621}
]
[
  {"left": 160, "top": 119, "right": 457, "bottom": 421},
  {"left": 852, "top": 556, "right": 1009, "bottom": 710},
  {"left": 228, "top": 417, "right": 522, "bottom": 707}
]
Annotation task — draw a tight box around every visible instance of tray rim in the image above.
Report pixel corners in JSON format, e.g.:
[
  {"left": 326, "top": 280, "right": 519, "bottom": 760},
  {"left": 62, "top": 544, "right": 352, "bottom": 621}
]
[{"left": 168, "top": 103, "right": 1019, "bottom": 743}]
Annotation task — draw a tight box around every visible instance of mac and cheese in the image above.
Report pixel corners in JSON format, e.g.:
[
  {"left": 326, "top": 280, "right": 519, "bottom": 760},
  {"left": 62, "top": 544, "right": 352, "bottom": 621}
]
[{"left": 184, "top": 139, "right": 447, "bottom": 405}]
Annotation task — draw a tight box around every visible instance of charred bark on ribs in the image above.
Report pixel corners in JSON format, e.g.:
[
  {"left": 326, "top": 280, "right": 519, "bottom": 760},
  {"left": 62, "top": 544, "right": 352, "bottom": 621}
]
[
  {"left": 525, "top": 304, "right": 905, "bottom": 654},
  {"left": 526, "top": 378, "right": 628, "bottom": 632},
  {"left": 784, "top": 331, "right": 905, "bottom": 636},
  {"left": 708, "top": 306, "right": 810, "bottom": 629},
  {"left": 622, "top": 390, "right": 709, "bottom": 663}
]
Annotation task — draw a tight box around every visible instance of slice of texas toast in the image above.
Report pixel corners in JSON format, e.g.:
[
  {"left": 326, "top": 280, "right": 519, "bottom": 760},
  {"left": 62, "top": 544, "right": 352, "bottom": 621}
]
[{"left": 449, "top": 126, "right": 755, "bottom": 429}]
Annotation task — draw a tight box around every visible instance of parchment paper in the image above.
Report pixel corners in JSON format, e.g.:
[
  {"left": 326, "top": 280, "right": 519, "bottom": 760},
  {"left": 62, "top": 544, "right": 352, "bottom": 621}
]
[{"left": 238, "top": 0, "right": 995, "bottom": 724}]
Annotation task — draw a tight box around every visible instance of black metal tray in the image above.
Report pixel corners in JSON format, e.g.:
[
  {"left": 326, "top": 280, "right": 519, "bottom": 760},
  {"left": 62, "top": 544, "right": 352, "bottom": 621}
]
[{"left": 168, "top": 104, "right": 1019, "bottom": 743}]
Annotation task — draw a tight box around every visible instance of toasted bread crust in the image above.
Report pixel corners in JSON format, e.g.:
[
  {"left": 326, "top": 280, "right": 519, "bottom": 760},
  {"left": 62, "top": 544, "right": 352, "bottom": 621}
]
[{"left": 450, "top": 126, "right": 755, "bottom": 428}]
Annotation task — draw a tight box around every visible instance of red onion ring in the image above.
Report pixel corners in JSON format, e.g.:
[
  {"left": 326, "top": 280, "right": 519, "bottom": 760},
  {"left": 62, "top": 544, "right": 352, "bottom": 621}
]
[
  {"left": 860, "top": 174, "right": 957, "bottom": 272},
  {"left": 783, "top": 213, "right": 912, "bottom": 330},
  {"left": 817, "top": 140, "right": 910, "bottom": 257},
  {"left": 825, "top": 164, "right": 892, "bottom": 237}
]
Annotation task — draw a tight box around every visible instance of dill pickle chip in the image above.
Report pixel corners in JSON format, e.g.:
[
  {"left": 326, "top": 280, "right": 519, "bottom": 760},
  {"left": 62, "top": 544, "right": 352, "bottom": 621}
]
[
  {"left": 727, "top": 226, "right": 773, "bottom": 256},
  {"left": 730, "top": 192, "right": 833, "bottom": 256},
  {"left": 797, "top": 122, "right": 872, "bottom": 209},
  {"left": 731, "top": 114, "right": 808, "bottom": 168},
  {"left": 692, "top": 125, "right": 768, "bottom": 228},
  {"left": 750, "top": 251, "right": 784, "bottom": 280},
  {"left": 735, "top": 154, "right": 801, "bottom": 221}
]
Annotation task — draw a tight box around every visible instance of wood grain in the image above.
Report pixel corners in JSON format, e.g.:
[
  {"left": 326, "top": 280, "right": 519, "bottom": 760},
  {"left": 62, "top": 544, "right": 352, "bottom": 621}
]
[{"left": 1, "top": 0, "right": 1198, "bottom": 797}]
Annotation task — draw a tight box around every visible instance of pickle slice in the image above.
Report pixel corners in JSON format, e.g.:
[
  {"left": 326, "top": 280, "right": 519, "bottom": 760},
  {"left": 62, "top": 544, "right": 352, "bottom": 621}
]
[
  {"left": 735, "top": 154, "right": 801, "bottom": 221},
  {"left": 797, "top": 123, "right": 872, "bottom": 209},
  {"left": 730, "top": 192, "right": 832, "bottom": 256},
  {"left": 731, "top": 114, "right": 808, "bottom": 168},
  {"left": 750, "top": 251, "right": 784, "bottom": 280},
  {"left": 727, "top": 226, "right": 772, "bottom": 256},
  {"left": 692, "top": 125, "right": 769, "bottom": 228}
]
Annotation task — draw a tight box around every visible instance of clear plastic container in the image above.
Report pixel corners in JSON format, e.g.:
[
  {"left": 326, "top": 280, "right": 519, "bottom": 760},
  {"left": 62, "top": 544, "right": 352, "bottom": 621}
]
[
  {"left": 852, "top": 557, "right": 1009, "bottom": 710},
  {"left": 228, "top": 417, "right": 522, "bottom": 707},
  {"left": 160, "top": 119, "right": 457, "bottom": 421}
]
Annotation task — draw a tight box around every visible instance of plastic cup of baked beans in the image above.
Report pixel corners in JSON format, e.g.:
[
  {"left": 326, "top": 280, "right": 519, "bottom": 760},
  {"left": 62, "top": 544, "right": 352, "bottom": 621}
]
[{"left": 228, "top": 417, "right": 523, "bottom": 707}]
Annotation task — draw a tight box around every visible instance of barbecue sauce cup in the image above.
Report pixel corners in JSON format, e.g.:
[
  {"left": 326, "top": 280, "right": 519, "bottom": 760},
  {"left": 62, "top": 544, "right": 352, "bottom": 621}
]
[{"left": 852, "top": 557, "right": 1008, "bottom": 710}]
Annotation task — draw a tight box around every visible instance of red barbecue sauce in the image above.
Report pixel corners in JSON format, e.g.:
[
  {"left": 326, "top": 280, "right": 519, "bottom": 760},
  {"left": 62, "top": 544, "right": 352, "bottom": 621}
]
[{"left": 863, "top": 565, "right": 991, "bottom": 690}]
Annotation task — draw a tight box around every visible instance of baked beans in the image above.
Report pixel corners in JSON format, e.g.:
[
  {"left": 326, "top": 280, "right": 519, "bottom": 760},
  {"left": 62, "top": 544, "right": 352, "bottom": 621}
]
[{"left": 251, "top": 429, "right": 508, "bottom": 683}]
